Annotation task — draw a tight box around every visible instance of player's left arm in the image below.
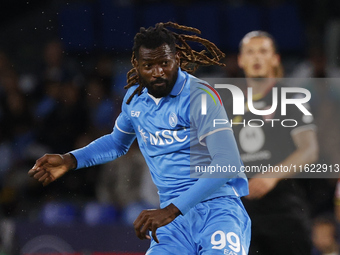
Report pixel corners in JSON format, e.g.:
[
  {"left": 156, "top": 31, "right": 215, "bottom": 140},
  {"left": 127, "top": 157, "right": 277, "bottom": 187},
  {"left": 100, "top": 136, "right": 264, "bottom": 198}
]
[{"left": 247, "top": 127, "right": 319, "bottom": 199}]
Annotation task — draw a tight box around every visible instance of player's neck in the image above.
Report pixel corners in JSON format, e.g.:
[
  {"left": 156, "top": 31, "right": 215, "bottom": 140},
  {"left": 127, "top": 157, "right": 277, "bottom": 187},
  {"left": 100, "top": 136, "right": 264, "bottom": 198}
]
[{"left": 246, "top": 77, "right": 276, "bottom": 98}]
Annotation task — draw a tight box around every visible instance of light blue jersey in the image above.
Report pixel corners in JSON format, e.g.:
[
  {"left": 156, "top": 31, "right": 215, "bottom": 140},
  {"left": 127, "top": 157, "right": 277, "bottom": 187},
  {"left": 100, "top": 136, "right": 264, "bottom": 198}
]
[
  {"left": 71, "top": 68, "right": 250, "bottom": 254},
  {"left": 71, "top": 68, "right": 248, "bottom": 215}
]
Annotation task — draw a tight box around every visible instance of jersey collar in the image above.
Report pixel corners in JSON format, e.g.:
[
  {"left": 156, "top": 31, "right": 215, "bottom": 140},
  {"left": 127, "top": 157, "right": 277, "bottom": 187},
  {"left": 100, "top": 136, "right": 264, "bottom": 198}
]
[{"left": 169, "top": 68, "right": 187, "bottom": 97}]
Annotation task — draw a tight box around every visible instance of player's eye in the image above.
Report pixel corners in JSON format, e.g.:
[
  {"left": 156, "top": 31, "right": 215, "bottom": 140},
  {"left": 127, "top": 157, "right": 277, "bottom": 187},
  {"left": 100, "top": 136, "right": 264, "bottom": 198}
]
[
  {"left": 260, "top": 48, "right": 268, "bottom": 54},
  {"left": 143, "top": 63, "right": 151, "bottom": 68},
  {"left": 246, "top": 49, "right": 254, "bottom": 55},
  {"left": 162, "top": 61, "right": 168, "bottom": 65}
]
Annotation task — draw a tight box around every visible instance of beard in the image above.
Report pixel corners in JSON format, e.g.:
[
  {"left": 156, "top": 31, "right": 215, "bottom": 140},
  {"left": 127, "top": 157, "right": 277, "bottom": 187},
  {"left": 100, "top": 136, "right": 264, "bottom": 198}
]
[{"left": 140, "top": 74, "right": 177, "bottom": 98}]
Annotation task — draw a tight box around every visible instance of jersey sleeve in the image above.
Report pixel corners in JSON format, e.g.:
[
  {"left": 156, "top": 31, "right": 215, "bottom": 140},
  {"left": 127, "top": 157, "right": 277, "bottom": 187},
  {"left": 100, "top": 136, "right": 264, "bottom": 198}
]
[
  {"left": 171, "top": 82, "right": 247, "bottom": 215},
  {"left": 191, "top": 83, "right": 233, "bottom": 145},
  {"left": 171, "top": 129, "right": 247, "bottom": 215},
  {"left": 70, "top": 90, "right": 137, "bottom": 169}
]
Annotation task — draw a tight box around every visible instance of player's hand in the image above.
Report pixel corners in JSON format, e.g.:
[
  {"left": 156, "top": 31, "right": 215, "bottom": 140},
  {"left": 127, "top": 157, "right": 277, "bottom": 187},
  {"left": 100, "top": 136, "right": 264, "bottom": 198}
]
[
  {"left": 28, "top": 153, "right": 76, "bottom": 186},
  {"left": 133, "top": 203, "right": 181, "bottom": 243},
  {"left": 245, "top": 177, "right": 279, "bottom": 200}
]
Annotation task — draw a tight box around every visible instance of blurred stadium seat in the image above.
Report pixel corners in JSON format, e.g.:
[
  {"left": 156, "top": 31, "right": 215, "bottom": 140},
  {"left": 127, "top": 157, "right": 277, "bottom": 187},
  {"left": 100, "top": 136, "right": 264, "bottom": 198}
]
[
  {"left": 82, "top": 201, "right": 119, "bottom": 226},
  {"left": 41, "top": 201, "right": 78, "bottom": 226}
]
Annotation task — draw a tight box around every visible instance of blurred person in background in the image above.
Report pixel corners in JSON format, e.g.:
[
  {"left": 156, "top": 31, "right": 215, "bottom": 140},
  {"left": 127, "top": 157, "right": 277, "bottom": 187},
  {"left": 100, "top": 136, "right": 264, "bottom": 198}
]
[
  {"left": 36, "top": 79, "right": 89, "bottom": 153},
  {"left": 85, "top": 77, "right": 118, "bottom": 137},
  {"left": 312, "top": 216, "right": 339, "bottom": 255},
  {"left": 96, "top": 141, "right": 158, "bottom": 211},
  {"left": 40, "top": 39, "right": 81, "bottom": 84},
  {"left": 289, "top": 46, "right": 340, "bottom": 220},
  {"left": 228, "top": 31, "right": 319, "bottom": 255},
  {"left": 290, "top": 47, "right": 340, "bottom": 79}
]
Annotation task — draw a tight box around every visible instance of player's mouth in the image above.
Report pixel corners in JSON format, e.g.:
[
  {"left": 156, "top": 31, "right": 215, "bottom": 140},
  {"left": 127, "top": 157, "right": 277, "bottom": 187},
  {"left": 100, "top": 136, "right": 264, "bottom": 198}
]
[
  {"left": 153, "top": 82, "right": 166, "bottom": 87},
  {"left": 151, "top": 79, "right": 167, "bottom": 87},
  {"left": 253, "top": 63, "right": 262, "bottom": 70}
]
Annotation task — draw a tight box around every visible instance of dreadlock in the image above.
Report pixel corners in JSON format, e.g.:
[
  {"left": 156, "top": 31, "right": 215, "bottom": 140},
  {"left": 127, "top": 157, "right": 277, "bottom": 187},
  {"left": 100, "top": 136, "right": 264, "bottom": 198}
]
[{"left": 124, "top": 22, "right": 226, "bottom": 104}]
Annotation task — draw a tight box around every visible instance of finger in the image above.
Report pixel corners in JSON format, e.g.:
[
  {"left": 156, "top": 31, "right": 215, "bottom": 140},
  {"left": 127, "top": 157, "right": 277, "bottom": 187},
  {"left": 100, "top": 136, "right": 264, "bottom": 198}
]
[
  {"left": 151, "top": 224, "right": 159, "bottom": 243},
  {"left": 28, "top": 168, "right": 37, "bottom": 177},
  {"left": 39, "top": 172, "right": 49, "bottom": 182},
  {"left": 133, "top": 212, "right": 144, "bottom": 226},
  {"left": 35, "top": 156, "right": 49, "bottom": 168},
  {"left": 139, "top": 219, "right": 151, "bottom": 240},
  {"left": 43, "top": 176, "right": 52, "bottom": 187},
  {"left": 34, "top": 170, "right": 46, "bottom": 180},
  {"left": 134, "top": 213, "right": 146, "bottom": 239}
]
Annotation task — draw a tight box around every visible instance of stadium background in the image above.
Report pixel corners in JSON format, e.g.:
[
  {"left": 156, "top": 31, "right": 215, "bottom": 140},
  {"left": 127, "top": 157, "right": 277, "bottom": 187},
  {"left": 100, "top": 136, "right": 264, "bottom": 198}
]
[{"left": 0, "top": 0, "right": 340, "bottom": 254}]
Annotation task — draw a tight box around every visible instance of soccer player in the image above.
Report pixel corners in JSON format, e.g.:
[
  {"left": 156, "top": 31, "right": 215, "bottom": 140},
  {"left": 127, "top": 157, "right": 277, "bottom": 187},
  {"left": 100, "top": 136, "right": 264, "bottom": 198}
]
[
  {"left": 230, "top": 31, "right": 319, "bottom": 255},
  {"left": 28, "top": 22, "right": 251, "bottom": 255}
]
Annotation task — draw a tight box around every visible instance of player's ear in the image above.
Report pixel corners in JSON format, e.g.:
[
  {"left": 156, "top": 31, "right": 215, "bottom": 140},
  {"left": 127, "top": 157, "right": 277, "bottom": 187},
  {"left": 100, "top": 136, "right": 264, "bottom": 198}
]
[
  {"left": 133, "top": 58, "right": 138, "bottom": 68},
  {"left": 133, "top": 58, "right": 139, "bottom": 74},
  {"left": 238, "top": 54, "right": 244, "bottom": 69},
  {"left": 272, "top": 54, "right": 280, "bottom": 68},
  {"left": 175, "top": 52, "right": 180, "bottom": 67}
]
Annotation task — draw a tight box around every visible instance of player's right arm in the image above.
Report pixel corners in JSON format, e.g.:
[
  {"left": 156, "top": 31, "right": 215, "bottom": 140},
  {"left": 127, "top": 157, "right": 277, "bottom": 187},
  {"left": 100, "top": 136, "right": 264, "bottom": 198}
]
[{"left": 28, "top": 111, "right": 136, "bottom": 186}]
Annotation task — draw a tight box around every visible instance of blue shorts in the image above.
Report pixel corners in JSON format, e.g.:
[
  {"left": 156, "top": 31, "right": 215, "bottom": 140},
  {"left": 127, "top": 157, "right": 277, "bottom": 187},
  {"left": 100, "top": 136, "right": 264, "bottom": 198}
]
[{"left": 146, "top": 196, "right": 251, "bottom": 255}]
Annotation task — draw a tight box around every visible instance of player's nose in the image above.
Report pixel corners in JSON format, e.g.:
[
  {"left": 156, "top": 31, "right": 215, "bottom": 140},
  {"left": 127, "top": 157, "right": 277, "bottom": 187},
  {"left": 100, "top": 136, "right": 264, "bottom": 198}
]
[{"left": 152, "top": 65, "right": 164, "bottom": 77}]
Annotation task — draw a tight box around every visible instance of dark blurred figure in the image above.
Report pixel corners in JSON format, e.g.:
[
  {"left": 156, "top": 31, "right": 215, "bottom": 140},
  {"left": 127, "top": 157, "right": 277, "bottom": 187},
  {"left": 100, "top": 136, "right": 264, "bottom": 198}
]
[
  {"left": 85, "top": 77, "right": 117, "bottom": 137},
  {"left": 290, "top": 48, "right": 340, "bottom": 219},
  {"left": 92, "top": 54, "right": 115, "bottom": 93},
  {"left": 290, "top": 47, "right": 340, "bottom": 78},
  {"left": 96, "top": 142, "right": 153, "bottom": 209},
  {"left": 312, "top": 216, "right": 339, "bottom": 255},
  {"left": 36, "top": 80, "right": 89, "bottom": 153},
  {"left": 41, "top": 40, "right": 81, "bottom": 83},
  {"left": 32, "top": 39, "right": 83, "bottom": 101}
]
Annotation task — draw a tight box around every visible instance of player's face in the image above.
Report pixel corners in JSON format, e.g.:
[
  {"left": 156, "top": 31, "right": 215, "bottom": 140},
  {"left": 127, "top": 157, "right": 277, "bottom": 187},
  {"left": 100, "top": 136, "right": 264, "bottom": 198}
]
[
  {"left": 238, "top": 37, "right": 279, "bottom": 78},
  {"left": 135, "top": 44, "right": 180, "bottom": 98}
]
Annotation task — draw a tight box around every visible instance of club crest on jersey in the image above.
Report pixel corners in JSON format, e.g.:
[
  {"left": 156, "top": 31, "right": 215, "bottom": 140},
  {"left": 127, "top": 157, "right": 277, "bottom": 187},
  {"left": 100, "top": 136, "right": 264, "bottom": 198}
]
[{"left": 169, "top": 112, "right": 178, "bottom": 127}]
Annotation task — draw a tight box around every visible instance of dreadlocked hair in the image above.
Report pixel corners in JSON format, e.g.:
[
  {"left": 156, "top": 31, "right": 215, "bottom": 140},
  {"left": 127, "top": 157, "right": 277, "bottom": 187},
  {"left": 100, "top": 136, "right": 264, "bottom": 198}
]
[{"left": 124, "top": 22, "right": 226, "bottom": 104}]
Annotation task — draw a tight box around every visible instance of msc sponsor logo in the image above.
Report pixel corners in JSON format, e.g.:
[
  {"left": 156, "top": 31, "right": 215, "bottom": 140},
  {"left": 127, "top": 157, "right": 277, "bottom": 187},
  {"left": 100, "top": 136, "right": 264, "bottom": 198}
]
[{"left": 138, "top": 125, "right": 188, "bottom": 145}]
